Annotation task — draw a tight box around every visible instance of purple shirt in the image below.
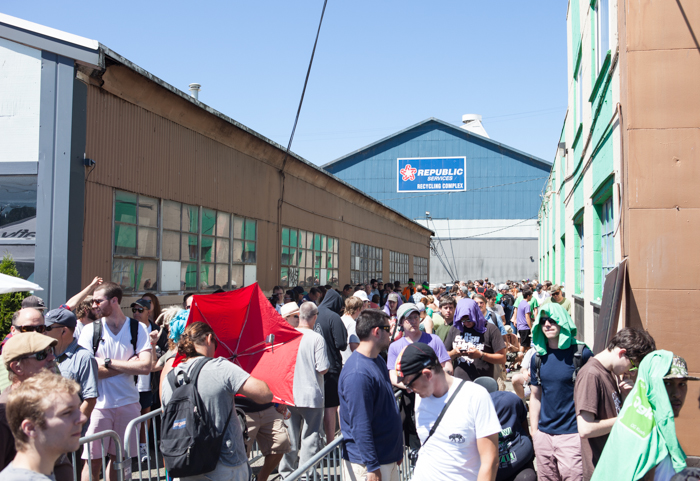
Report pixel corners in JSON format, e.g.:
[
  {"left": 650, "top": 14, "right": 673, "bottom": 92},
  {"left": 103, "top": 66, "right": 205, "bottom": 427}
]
[
  {"left": 386, "top": 333, "right": 451, "bottom": 371},
  {"left": 516, "top": 299, "right": 531, "bottom": 331}
]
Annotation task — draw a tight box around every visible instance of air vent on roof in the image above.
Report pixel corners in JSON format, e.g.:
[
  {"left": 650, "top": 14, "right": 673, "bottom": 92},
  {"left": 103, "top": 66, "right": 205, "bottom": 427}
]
[{"left": 460, "top": 114, "right": 489, "bottom": 138}]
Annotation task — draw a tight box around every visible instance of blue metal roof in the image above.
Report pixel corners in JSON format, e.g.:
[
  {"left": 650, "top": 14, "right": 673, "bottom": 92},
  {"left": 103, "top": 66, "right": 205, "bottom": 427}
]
[{"left": 324, "top": 118, "right": 551, "bottom": 220}]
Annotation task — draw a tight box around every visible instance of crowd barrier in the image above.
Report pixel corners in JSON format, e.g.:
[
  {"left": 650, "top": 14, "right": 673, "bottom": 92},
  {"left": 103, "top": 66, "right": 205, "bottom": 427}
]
[{"left": 70, "top": 429, "right": 126, "bottom": 481}]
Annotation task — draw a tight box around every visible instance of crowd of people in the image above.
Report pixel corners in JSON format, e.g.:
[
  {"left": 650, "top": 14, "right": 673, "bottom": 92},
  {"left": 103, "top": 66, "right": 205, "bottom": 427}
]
[{"left": 0, "top": 276, "right": 697, "bottom": 481}]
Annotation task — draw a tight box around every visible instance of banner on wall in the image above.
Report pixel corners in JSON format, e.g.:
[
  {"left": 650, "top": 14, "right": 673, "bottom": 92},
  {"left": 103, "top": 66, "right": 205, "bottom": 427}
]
[{"left": 397, "top": 157, "right": 466, "bottom": 193}]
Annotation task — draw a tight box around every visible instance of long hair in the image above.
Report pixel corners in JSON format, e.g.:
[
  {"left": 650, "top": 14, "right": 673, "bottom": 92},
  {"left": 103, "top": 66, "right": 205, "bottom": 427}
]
[
  {"left": 141, "top": 292, "right": 162, "bottom": 322},
  {"left": 177, "top": 322, "right": 215, "bottom": 359}
]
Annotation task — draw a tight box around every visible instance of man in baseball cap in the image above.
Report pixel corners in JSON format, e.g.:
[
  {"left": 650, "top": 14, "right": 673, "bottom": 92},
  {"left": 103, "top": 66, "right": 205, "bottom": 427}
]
[
  {"left": 280, "top": 302, "right": 301, "bottom": 327},
  {"left": 395, "top": 342, "right": 501, "bottom": 480},
  {"left": 20, "top": 296, "right": 46, "bottom": 311}
]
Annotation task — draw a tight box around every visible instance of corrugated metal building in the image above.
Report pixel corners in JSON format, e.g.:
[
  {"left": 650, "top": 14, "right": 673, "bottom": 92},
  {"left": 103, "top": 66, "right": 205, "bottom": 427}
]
[
  {"left": 324, "top": 118, "right": 552, "bottom": 283},
  {"left": 0, "top": 14, "right": 432, "bottom": 308}
]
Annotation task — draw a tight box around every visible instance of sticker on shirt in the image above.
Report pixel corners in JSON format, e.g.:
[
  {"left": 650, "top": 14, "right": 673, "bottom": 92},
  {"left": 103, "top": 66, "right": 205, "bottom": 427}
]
[
  {"left": 454, "top": 333, "right": 484, "bottom": 365},
  {"left": 619, "top": 380, "right": 654, "bottom": 438},
  {"left": 498, "top": 427, "right": 518, "bottom": 468},
  {"left": 449, "top": 433, "right": 466, "bottom": 444}
]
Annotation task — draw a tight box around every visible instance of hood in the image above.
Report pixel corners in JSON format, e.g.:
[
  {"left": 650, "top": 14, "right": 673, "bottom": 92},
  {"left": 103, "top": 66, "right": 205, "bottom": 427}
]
[
  {"left": 454, "top": 298, "right": 487, "bottom": 334},
  {"left": 531, "top": 303, "right": 585, "bottom": 356},
  {"left": 383, "top": 294, "right": 404, "bottom": 316},
  {"left": 591, "top": 350, "right": 686, "bottom": 481},
  {"left": 318, "top": 288, "right": 343, "bottom": 315}
]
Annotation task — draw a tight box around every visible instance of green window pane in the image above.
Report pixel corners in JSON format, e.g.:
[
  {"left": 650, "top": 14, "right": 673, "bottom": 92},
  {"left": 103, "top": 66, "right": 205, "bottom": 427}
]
[
  {"left": 299, "top": 250, "right": 306, "bottom": 269},
  {"left": 327, "top": 237, "right": 333, "bottom": 252},
  {"left": 182, "top": 205, "right": 199, "bottom": 234},
  {"left": 201, "top": 236, "right": 214, "bottom": 262},
  {"left": 216, "top": 264, "right": 229, "bottom": 289},
  {"left": 138, "top": 227, "right": 158, "bottom": 258},
  {"left": 200, "top": 264, "right": 215, "bottom": 289},
  {"left": 163, "top": 200, "right": 181, "bottom": 230},
  {"left": 136, "top": 260, "right": 157, "bottom": 291},
  {"left": 299, "top": 231, "right": 306, "bottom": 249},
  {"left": 244, "top": 242, "right": 256, "bottom": 264},
  {"left": 290, "top": 249, "right": 296, "bottom": 268},
  {"left": 182, "top": 234, "right": 198, "bottom": 261},
  {"left": 327, "top": 253, "right": 333, "bottom": 269},
  {"left": 202, "top": 208, "right": 216, "bottom": 236},
  {"left": 282, "top": 246, "right": 291, "bottom": 265},
  {"left": 282, "top": 227, "right": 290, "bottom": 247},
  {"left": 162, "top": 230, "right": 179, "bottom": 260},
  {"left": 245, "top": 220, "right": 256, "bottom": 241},
  {"left": 112, "top": 259, "right": 134, "bottom": 290},
  {"left": 314, "top": 234, "right": 321, "bottom": 251},
  {"left": 306, "top": 232, "right": 313, "bottom": 250},
  {"left": 216, "top": 212, "right": 230, "bottom": 238},
  {"left": 321, "top": 235, "right": 327, "bottom": 252},
  {"left": 181, "top": 263, "right": 197, "bottom": 290},
  {"left": 290, "top": 229, "right": 298, "bottom": 247},
  {"left": 333, "top": 238, "right": 338, "bottom": 253},
  {"left": 138, "top": 195, "right": 158, "bottom": 228},
  {"left": 114, "top": 224, "right": 136, "bottom": 256},
  {"left": 115, "top": 191, "right": 137, "bottom": 224}
]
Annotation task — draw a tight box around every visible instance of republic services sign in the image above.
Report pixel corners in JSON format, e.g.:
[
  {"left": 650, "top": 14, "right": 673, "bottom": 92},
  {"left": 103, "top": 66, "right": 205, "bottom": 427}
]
[{"left": 397, "top": 157, "right": 466, "bottom": 193}]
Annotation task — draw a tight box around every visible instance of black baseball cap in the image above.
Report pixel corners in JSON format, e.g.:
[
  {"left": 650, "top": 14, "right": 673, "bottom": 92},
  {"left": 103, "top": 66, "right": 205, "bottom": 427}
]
[
  {"left": 44, "top": 308, "right": 77, "bottom": 330},
  {"left": 395, "top": 342, "right": 438, "bottom": 380}
]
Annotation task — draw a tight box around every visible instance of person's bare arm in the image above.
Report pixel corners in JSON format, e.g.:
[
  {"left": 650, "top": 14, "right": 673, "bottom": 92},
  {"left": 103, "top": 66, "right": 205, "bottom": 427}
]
[
  {"left": 80, "top": 398, "right": 96, "bottom": 420},
  {"left": 577, "top": 410, "right": 617, "bottom": 438},
  {"left": 466, "top": 348, "right": 506, "bottom": 365},
  {"left": 442, "top": 360, "right": 453, "bottom": 375},
  {"left": 65, "top": 276, "right": 102, "bottom": 310},
  {"left": 96, "top": 363, "right": 122, "bottom": 379},
  {"left": 389, "top": 369, "right": 407, "bottom": 389},
  {"left": 159, "top": 357, "right": 175, "bottom": 401},
  {"left": 529, "top": 385, "right": 542, "bottom": 435},
  {"left": 476, "top": 433, "right": 499, "bottom": 481},
  {"left": 423, "top": 317, "right": 434, "bottom": 334},
  {"left": 526, "top": 312, "right": 532, "bottom": 329},
  {"left": 238, "top": 376, "right": 273, "bottom": 404},
  {"left": 104, "top": 350, "right": 153, "bottom": 376},
  {"left": 448, "top": 348, "right": 462, "bottom": 360}
]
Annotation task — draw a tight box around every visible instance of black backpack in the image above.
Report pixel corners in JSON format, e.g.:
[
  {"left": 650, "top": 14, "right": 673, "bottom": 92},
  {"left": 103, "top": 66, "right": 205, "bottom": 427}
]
[
  {"left": 160, "top": 357, "right": 231, "bottom": 478},
  {"left": 92, "top": 318, "right": 140, "bottom": 383},
  {"left": 533, "top": 343, "right": 587, "bottom": 385}
]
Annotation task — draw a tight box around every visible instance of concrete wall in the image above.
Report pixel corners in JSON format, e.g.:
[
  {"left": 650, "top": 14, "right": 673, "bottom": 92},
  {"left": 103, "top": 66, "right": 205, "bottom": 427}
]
[{"left": 430, "top": 238, "right": 539, "bottom": 284}]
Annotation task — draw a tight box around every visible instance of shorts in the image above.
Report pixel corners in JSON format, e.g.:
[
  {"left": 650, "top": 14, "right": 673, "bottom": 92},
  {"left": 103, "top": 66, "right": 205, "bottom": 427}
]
[
  {"left": 139, "top": 391, "right": 153, "bottom": 411},
  {"left": 82, "top": 402, "right": 141, "bottom": 460},
  {"left": 518, "top": 329, "right": 532, "bottom": 348},
  {"left": 324, "top": 372, "right": 340, "bottom": 408},
  {"left": 244, "top": 406, "right": 291, "bottom": 456}
]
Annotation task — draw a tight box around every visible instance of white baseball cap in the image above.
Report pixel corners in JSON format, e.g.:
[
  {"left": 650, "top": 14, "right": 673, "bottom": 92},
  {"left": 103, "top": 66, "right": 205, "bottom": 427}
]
[{"left": 353, "top": 291, "right": 370, "bottom": 302}]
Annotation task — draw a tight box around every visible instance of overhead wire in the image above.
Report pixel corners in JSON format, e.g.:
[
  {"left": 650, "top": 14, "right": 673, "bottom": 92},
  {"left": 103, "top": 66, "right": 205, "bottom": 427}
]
[
  {"left": 377, "top": 177, "right": 548, "bottom": 203},
  {"left": 433, "top": 216, "right": 538, "bottom": 240}
]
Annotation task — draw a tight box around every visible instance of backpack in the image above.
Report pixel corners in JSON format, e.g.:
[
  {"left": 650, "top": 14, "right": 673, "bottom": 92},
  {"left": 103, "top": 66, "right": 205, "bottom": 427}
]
[
  {"left": 160, "top": 357, "right": 231, "bottom": 478},
  {"left": 92, "top": 318, "right": 140, "bottom": 384},
  {"left": 533, "top": 343, "right": 586, "bottom": 386}
]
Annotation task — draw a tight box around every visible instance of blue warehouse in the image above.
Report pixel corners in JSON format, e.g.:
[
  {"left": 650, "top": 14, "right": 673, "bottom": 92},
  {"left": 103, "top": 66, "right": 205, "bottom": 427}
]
[{"left": 323, "top": 117, "right": 551, "bottom": 283}]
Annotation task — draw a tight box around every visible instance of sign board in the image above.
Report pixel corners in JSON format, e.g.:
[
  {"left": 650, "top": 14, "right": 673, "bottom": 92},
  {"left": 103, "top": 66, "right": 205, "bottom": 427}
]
[
  {"left": 592, "top": 258, "right": 627, "bottom": 354},
  {"left": 397, "top": 157, "right": 466, "bottom": 193}
]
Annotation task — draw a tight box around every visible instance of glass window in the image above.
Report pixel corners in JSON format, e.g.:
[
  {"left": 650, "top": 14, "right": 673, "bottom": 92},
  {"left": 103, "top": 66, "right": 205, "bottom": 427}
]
[
  {"left": 112, "top": 190, "right": 257, "bottom": 294},
  {"left": 350, "top": 242, "right": 382, "bottom": 286},
  {"left": 281, "top": 227, "right": 338, "bottom": 288},
  {"left": 596, "top": 0, "right": 610, "bottom": 76},
  {"left": 577, "top": 222, "right": 585, "bottom": 296},
  {"left": 113, "top": 191, "right": 160, "bottom": 292},
  {"left": 601, "top": 198, "right": 615, "bottom": 279},
  {"left": 577, "top": 66, "right": 583, "bottom": 126},
  {"left": 413, "top": 256, "right": 428, "bottom": 283},
  {"left": 390, "top": 251, "right": 409, "bottom": 285}
]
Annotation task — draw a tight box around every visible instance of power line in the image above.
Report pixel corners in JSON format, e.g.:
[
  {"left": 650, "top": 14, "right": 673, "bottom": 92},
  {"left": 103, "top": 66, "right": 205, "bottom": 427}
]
[{"left": 433, "top": 216, "right": 538, "bottom": 240}]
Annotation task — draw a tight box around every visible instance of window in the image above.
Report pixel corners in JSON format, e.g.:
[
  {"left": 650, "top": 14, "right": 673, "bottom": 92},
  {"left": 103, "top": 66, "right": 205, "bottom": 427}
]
[
  {"left": 351, "top": 243, "right": 382, "bottom": 285},
  {"left": 596, "top": 0, "right": 610, "bottom": 75},
  {"left": 281, "top": 228, "right": 338, "bottom": 288},
  {"left": 601, "top": 198, "right": 615, "bottom": 279},
  {"left": 576, "top": 65, "right": 583, "bottom": 126},
  {"left": 577, "top": 222, "right": 585, "bottom": 295},
  {"left": 413, "top": 256, "right": 428, "bottom": 283},
  {"left": 113, "top": 191, "right": 159, "bottom": 292},
  {"left": 0, "top": 175, "right": 37, "bottom": 280},
  {"left": 390, "top": 251, "right": 409, "bottom": 285},
  {"left": 113, "top": 190, "right": 257, "bottom": 293}
]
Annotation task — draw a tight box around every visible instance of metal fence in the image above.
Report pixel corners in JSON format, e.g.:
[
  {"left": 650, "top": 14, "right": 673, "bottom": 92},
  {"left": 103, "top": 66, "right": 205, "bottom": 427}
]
[
  {"left": 124, "top": 408, "right": 165, "bottom": 481},
  {"left": 71, "top": 429, "right": 126, "bottom": 481}
]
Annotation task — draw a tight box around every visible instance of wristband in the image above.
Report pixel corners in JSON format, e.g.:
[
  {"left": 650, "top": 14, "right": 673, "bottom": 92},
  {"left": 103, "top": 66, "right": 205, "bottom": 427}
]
[{"left": 480, "top": 351, "right": 485, "bottom": 360}]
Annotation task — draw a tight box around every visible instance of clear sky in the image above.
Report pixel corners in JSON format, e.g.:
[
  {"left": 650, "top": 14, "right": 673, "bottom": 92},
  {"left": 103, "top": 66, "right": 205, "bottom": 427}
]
[{"left": 5, "top": 1, "right": 569, "bottom": 165}]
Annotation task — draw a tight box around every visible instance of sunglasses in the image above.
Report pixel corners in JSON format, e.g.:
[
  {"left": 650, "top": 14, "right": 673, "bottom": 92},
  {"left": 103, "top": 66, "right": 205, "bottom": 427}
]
[
  {"left": 132, "top": 307, "right": 145, "bottom": 314},
  {"left": 405, "top": 372, "right": 423, "bottom": 391},
  {"left": 45, "top": 325, "right": 64, "bottom": 332},
  {"left": 378, "top": 325, "right": 391, "bottom": 333},
  {"left": 92, "top": 298, "right": 109, "bottom": 306},
  {"left": 20, "top": 347, "right": 54, "bottom": 362},
  {"left": 17, "top": 325, "right": 46, "bottom": 334}
]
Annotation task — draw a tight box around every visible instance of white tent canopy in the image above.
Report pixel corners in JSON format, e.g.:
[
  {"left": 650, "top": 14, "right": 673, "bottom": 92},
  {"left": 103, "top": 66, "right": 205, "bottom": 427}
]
[{"left": 0, "top": 273, "right": 42, "bottom": 294}]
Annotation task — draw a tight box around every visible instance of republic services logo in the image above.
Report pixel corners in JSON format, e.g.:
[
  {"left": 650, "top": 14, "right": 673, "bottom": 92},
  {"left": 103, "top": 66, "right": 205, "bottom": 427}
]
[{"left": 400, "top": 164, "right": 417, "bottom": 181}]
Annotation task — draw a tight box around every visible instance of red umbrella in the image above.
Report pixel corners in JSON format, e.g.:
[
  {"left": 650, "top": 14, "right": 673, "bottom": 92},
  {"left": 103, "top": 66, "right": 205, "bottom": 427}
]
[{"left": 182, "top": 283, "right": 302, "bottom": 406}]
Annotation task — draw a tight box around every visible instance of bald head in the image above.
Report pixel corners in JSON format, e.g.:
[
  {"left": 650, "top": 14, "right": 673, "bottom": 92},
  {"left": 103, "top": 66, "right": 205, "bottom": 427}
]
[{"left": 11, "top": 308, "right": 44, "bottom": 335}]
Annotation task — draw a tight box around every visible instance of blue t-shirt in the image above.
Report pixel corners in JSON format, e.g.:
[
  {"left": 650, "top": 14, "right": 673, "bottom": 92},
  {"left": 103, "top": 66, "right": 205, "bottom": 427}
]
[
  {"left": 339, "top": 352, "right": 404, "bottom": 471},
  {"left": 515, "top": 300, "right": 531, "bottom": 331},
  {"left": 386, "top": 332, "right": 451, "bottom": 372},
  {"left": 530, "top": 345, "right": 593, "bottom": 435},
  {"left": 490, "top": 391, "right": 534, "bottom": 481}
]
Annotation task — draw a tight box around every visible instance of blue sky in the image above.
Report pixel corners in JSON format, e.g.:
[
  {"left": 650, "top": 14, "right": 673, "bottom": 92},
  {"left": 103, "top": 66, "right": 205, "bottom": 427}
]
[{"left": 5, "top": 1, "right": 569, "bottom": 165}]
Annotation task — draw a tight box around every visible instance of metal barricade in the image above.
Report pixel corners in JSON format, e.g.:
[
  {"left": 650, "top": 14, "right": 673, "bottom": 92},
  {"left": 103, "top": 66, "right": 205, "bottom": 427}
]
[
  {"left": 71, "top": 429, "right": 126, "bottom": 481},
  {"left": 124, "top": 408, "right": 165, "bottom": 481},
  {"left": 283, "top": 436, "right": 344, "bottom": 481}
]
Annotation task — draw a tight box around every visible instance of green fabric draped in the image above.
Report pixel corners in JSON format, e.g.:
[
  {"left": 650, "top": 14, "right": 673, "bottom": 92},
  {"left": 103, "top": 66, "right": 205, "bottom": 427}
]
[{"left": 531, "top": 302, "right": 586, "bottom": 356}]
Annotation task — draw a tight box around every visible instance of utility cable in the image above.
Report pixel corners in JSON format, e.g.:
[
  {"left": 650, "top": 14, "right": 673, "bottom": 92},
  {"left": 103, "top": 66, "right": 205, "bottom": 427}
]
[
  {"left": 377, "top": 177, "right": 548, "bottom": 203},
  {"left": 433, "top": 216, "right": 538, "bottom": 240},
  {"left": 276, "top": 0, "right": 329, "bottom": 280},
  {"left": 429, "top": 217, "right": 455, "bottom": 280}
]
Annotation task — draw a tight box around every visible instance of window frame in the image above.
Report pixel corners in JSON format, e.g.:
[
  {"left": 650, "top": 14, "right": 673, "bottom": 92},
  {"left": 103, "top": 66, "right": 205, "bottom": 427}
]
[
  {"left": 595, "top": 0, "right": 610, "bottom": 77},
  {"left": 281, "top": 227, "right": 338, "bottom": 288},
  {"left": 350, "top": 242, "right": 382, "bottom": 286},
  {"left": 390, "top": 251, "right": 409, "bottom": 285},
  {"left": 413, "top": 256, "right": 428, "bottom": 284},
  {"left": 600, "top": 197, "right": 615, "bottom": 280}
]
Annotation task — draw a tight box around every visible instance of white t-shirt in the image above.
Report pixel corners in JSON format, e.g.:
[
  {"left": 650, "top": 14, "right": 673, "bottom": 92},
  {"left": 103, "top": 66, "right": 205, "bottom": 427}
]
[
  {"left": 521, "top": 347, "right": 536, "bottom": 372},
  {"left": 492, "top": 303, "right": 505, "bottom": 321},
  {"left": 413, "top": 378, "right": 501, "bottom": 481},
  {"left": 534, "top": 291, "right": 550, "bottom": 304},
  {"left": 292, "top": 328, "right": 329, "bottom": 408},
  {"left": 340, "top": 314, "right": 360, "bottom": 364},
  {"left": 78, "top": 318, "right": 151, "bottom": 409},
  {"left": 137, "top": 322, "right": 153, "bottom": 392}
]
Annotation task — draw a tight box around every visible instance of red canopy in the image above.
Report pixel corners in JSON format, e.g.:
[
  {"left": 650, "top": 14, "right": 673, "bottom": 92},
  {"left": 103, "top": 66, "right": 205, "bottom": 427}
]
[{"left": 184, "top": 283, "right": 302, "bottom": 406}]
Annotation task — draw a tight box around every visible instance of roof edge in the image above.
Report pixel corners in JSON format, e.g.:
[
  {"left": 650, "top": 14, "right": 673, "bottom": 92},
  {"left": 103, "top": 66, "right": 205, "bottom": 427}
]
[{"left": 322, "top": 117, "right": 553, "bottom": 171}]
